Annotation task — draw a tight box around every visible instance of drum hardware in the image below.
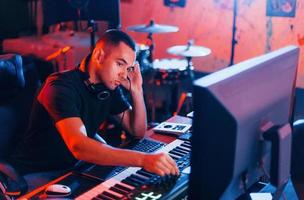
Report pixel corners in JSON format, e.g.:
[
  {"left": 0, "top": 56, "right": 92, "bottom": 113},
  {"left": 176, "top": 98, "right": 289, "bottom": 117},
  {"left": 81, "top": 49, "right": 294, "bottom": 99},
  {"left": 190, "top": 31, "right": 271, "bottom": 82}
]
[
  {"left": 167, "top": 40, "right": 212, "bottom": 80},
  {"left": 45, "top": 45, "right": 72, "bottom": 71},
  {"left": 167, "top": 40, "right": 211, "bottom": 57},
  {"left": 167, "top": 40, "right": 212, "bottom": 116},
  {"left": 128, "top": 20, "right": 179, "bottom": 62},
  {"left": 173, "top": 92, "right": 192, "bottom": 116},
  {"left": 136, "top": 43, "right": 152, "bottom": 73},
  {"left": 127, "top": 20, "right": 179, "bottom": 33},
  {"left": 152, "top": 59, "right": 188, "bottom": 85},
  {"left": 45, "top": 46, "right": 72, "bottom": 61},
  {"left": 144, "top": 58, "right": 189, "bottom": 122}
]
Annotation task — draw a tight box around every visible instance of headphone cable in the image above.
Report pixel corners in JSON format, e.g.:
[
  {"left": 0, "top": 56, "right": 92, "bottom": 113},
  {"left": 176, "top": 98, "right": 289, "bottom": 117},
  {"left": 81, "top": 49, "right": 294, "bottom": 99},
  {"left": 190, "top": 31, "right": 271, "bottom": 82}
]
[{"left": 120, "top": 77, "right": 131, "bottom": 126}]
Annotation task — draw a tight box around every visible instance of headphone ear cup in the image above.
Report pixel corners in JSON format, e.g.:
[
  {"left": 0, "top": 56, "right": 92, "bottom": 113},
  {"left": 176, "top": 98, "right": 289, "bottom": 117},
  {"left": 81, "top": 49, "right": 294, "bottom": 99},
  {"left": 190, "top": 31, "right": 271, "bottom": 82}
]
[
  {"left": 84, "top": 80, "right": 110, "bottom": 100},
  {"left": 97, "top": 90, "right": 110, "bottom": 100},
  {"left": 80, "top": 53, "right": 110, "bottom": 101}
]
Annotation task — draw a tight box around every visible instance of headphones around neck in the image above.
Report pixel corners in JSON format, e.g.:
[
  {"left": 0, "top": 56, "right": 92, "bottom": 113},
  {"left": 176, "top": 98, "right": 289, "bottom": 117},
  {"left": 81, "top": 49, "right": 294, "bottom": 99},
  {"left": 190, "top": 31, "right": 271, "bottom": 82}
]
[{"left": 79, "top": 53, "right": 111, "bottom": 101}]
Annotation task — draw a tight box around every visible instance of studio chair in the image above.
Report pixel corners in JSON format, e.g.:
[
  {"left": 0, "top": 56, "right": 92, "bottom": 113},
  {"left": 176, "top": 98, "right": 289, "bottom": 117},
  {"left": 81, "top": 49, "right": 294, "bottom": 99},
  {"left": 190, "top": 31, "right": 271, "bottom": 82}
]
[
  {"left": 290, "top": 87, "right": 304, "bottom": 199},
  {"left": 291, "top": 119, "right": 304, "bottom": 199},
  {"left": 0, "top": 54, "right": 41, "bottom": 199}
]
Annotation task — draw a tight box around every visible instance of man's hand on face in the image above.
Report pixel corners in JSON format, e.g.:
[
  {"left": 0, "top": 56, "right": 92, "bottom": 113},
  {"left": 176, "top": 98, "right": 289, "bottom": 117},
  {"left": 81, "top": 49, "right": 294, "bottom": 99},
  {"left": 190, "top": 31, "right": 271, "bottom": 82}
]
[{"left": 120, "top": 62, "right": 143, "bottom": 92}]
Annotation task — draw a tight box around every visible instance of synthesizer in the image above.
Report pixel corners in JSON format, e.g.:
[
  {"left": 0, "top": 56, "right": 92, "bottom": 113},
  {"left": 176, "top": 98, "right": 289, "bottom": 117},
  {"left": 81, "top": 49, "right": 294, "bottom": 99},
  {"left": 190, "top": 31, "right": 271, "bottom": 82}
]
[{"left": 76, "top": 139, "right": 191, "bottom": 200}]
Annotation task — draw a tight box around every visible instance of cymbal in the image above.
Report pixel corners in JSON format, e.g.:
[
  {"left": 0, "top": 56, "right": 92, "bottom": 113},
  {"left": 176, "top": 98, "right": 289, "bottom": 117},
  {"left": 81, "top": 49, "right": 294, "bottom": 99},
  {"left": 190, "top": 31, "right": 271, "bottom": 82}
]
[
  {"left": 167, "top": 45, "right": 211, "bottom": 57},
  {"left": 127, "top": 21, "right": 179, "bottom": 33}
]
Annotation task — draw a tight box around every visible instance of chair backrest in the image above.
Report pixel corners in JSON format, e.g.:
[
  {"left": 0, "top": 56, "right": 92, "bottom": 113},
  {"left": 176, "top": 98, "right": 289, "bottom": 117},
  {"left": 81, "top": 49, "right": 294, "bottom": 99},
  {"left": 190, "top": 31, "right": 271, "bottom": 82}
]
[{"left": 0, "top": 54, "right": 41, "bottom": 159}]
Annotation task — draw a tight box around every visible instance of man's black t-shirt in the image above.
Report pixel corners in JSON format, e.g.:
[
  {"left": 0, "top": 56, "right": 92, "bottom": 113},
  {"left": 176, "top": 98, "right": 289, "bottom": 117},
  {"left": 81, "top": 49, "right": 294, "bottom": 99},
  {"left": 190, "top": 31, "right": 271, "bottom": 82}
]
[{"left": 10, "top": 69, "right": 130, "bottom": 175}]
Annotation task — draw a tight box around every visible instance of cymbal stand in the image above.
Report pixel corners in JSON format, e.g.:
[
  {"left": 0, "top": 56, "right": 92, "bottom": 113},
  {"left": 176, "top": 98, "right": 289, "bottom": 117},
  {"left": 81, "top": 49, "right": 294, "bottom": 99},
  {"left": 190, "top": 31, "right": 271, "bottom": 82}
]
[
  {"left": 146, "top": 20, "right": 156, "bottom": 62},
  {"left": 174, "top": 40, "right": 195, "bottom": 116},
  {"left": 173, "top": 56, "right": 194, "bottom": 116},
  {"left": 147, "top": 32, "right": 155, "bottom": 62},
  {"left": 185, "top": 40, "right": 195, "bottom": 80},
  {"left": 146, "top": 32, "right": 157, "bottom": 121},
  {"left": 229, "top": 0, "right": 238, "bottom": 66},
  {"left": 88, "top": 19, "right": 97, "bottom": 52},
  {"left": 186, "top": 56, "right": 194, "bottom": 81}
]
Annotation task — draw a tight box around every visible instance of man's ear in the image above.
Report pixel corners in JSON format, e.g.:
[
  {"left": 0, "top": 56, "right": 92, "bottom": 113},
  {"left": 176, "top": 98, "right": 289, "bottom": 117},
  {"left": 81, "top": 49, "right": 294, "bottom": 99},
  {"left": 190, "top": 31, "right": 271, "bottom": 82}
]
[{"left": 93, "top": 48, "right": 105, "bottom": 64}]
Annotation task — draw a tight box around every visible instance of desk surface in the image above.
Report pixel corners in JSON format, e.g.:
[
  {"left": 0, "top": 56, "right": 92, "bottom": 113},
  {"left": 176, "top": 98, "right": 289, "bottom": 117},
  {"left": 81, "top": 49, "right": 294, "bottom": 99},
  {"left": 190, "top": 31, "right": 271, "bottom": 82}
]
[{"left": 19, "top": 115, "right": 192, "bottom": 199}]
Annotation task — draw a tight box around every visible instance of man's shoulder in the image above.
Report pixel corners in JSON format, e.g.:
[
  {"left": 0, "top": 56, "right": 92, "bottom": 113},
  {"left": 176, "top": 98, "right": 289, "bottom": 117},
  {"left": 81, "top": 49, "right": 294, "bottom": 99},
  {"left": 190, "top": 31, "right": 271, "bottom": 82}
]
[
  {"left": 38, "top": 69, "right": 81, "bottom": 102},
  {"left": 48, "top": 69, "right": 78, "bottom": 80},
  {"left": 45, "top": 69, "right": 80, "bottom": 85},
  {"left": 38, "top": 69, "right": 82, "bottom": 96}
]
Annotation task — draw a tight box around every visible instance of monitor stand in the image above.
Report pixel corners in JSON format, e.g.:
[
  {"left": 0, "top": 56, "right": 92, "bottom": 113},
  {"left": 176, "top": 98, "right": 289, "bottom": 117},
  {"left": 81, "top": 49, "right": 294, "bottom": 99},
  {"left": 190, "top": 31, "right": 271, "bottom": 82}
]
[
  {"left": 252, "top": 123, "right": 292, "bottom": 200},
  {"left": 238, "top": 123, "right": 292, "bottom": 200}
]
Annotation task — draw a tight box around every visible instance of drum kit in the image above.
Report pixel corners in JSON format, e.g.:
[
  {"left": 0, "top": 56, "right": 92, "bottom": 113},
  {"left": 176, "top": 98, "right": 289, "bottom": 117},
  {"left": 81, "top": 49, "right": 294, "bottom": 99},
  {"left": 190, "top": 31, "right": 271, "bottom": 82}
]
[
  {"left": 127, "top": 20, "right": 211, "bottom": 85},
  {"left": 127, "top": 20, "right": 212, "bottom": 120}
]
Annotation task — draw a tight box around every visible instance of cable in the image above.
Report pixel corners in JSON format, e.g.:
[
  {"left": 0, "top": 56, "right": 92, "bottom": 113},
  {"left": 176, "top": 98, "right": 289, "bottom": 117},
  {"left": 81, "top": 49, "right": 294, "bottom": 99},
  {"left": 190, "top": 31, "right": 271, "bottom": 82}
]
[
  {"left": 282, "top": 192, "right": 287, "bottom": 200},
  {"left": 120, "top": 77, "right": 131, "bottom": 126},
  {"left": 119, "top": 77, "right": 132, "bottom": 145}
]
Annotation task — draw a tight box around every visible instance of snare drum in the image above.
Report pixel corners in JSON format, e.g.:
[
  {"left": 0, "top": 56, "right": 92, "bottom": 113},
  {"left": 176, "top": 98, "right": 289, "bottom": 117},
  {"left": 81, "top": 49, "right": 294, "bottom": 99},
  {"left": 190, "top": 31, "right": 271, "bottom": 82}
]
[
  {"left": 153, "top": 59, "right": 188, "bottom": 85},
  {"left": 136, "top": 43, "right": 151, "bottom": 73}
]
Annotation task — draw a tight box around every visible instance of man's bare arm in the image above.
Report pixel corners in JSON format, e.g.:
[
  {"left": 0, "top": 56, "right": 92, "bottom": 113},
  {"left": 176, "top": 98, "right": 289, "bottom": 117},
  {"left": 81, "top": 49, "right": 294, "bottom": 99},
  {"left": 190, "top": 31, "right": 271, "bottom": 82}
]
[
  {"left": 119, "top": 62, "right": 147, "bottom": 138},
  {"left": 55, "top": 117, "right": 178, "bottom": 176}
]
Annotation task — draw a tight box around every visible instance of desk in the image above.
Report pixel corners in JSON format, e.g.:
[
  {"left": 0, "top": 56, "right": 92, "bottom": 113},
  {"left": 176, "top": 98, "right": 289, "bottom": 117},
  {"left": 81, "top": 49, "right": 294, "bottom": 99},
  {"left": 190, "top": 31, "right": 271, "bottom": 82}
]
[{"left": 19, "top": 115, "right": 192, "bottom": 200}]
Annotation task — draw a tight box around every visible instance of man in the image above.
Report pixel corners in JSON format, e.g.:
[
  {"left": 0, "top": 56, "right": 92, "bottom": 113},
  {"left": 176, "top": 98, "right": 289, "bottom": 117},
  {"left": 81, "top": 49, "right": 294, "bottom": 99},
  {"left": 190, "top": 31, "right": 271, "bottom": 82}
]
[{"left": 10, "top": 30, "right": 179, "bottom": 186}]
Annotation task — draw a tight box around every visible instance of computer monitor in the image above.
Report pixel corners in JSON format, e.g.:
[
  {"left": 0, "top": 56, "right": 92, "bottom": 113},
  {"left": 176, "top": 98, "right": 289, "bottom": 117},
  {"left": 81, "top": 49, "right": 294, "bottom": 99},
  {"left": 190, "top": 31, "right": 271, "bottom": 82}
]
[{"left": 189, "top": 45, "right": 299, "bottom": 199}]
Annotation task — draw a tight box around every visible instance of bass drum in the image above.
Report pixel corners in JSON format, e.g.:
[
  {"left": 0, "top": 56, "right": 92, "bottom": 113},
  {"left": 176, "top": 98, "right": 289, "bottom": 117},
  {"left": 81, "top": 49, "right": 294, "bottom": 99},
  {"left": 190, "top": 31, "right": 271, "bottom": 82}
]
[
  {"left": 136, "top": 43, "right": 151, "bottom": 73},
  {"left": 152, "top": 58, "right": 189, "bottom": 85}
]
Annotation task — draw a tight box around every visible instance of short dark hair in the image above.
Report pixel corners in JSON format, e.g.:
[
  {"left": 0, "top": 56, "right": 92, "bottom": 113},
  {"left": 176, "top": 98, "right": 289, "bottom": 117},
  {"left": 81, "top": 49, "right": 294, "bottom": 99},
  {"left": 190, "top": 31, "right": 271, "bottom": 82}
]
[{"left": 97, "top": 29, "right": 136, "bottom": 52}]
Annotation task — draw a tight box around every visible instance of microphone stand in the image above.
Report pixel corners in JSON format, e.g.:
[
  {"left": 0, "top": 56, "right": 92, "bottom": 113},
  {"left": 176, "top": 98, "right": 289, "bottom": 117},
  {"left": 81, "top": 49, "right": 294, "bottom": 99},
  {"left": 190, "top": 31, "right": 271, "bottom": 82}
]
[
  {"left": 88, "top": 19, "right": 97, "bottom": 52},
  {"left": 147, "top": 20, "right": 155, "bottom": 63},
  {"left": 173, "top": 40, "right": 194, "bottom": 116},
  {"left": 185, "top": 40, "right": 194, "bottom": 81},
  {"left": 229, "top": 0, "right": 238, "bottom": 66}
]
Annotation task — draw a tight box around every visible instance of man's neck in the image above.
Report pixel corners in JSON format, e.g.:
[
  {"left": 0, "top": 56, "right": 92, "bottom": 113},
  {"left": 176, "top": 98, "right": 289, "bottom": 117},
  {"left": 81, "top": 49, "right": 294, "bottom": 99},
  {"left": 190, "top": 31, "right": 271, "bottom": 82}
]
[{"left": 83, "top": 59, "right": 102, "bottom": 84}]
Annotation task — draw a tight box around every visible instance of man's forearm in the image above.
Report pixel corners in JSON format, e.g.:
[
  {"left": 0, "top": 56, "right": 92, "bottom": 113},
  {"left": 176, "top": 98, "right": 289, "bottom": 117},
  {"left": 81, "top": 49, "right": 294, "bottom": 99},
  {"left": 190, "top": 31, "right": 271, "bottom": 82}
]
[
  {"left": 73, "top": 134, "right": 146, "bottom": 167},
  {"left": 129, "top": 88, "right": 147, "bottom": 137}
]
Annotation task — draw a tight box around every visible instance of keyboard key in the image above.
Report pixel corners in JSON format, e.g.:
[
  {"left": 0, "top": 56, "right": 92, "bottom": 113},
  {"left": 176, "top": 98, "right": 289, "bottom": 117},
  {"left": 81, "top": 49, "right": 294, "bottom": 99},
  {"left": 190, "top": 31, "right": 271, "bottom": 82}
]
[
  {"left": 177, "top": 145, "right": 191, "bottom": 152},
  {"left": 173, "top": 148, "right": 188, "bottom": 155},
  {"left": 176, "top": 146, "right": 190, "bottom": 153},
  {"left": 92, "top": 197, "right": 103, "bottom": 200},
  {"left": 109, "top": 186, "right": 129, "bottom": 195},
  {"left": 169, "top": 150, "right": 185, "bottom": 157},
  {"left": 136, "top": 170, "right": 154, "bottom": 178},
  {"left": 114, "top": 183, "right": 133, "bottom": 192},
  {"left": 181, "top": 143, "right": 191, "bottom": 148},
  {"left": 96, "top": 194, "right": 115, "bottom": 200},
  {"left": 126, "top": 176, "right": 145, "bottom": 185},
  {"left": 101, "top": 191, "right": 123, "bottom": 199},
  {"left": 121, "top": 178, "right": 140, "bottom": 187},
  {"left": 130, "top": 174, "right": 149, "bottom": 182},
  {"left": 168, "top": 153, "right": 181, "bottom": 160}
]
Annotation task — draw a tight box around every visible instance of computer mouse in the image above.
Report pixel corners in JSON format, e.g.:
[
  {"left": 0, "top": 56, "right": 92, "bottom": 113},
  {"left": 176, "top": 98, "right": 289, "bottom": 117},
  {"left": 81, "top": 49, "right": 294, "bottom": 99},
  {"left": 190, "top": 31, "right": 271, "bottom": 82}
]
[{"left": 45, "top": 184, "right": 71, "bottom": 197}]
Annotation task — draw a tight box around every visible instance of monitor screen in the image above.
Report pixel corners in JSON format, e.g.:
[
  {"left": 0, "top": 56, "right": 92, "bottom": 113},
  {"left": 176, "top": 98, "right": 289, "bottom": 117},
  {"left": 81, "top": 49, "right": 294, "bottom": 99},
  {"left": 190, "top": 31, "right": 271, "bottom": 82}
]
[{"left": 189, "top": 45, "right": 299, "bottom": 199}]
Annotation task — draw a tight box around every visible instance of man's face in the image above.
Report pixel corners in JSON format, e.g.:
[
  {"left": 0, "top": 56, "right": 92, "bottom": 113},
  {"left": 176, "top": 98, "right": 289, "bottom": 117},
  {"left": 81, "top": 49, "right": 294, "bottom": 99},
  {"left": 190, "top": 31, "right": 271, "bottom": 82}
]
[{"left": 97, "top": 42, "right": 136, "bottom": 90}]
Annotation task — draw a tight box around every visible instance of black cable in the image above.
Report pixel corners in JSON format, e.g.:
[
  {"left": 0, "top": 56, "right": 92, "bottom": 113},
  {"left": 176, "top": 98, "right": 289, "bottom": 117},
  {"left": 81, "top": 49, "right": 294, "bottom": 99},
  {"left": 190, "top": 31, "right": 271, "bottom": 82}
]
[
  {"left": 120, "top": 77, "right": 131, "bottom": 126},
  {"left": 118, "top": 77, "right": 132, "bottom": 145}
]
